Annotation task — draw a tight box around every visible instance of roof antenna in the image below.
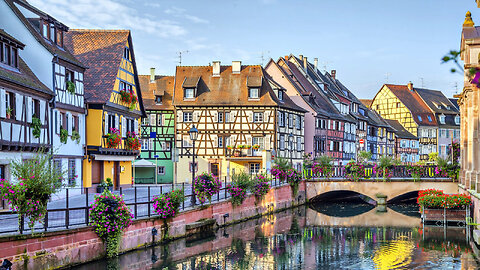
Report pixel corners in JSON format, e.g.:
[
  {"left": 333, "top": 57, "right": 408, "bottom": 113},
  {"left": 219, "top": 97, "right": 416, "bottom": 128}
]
[
  {"left": 177, "top": 50, "right": 189, "bottom": 66},
  {"left": 420, "top": 77, "right": 424, "bottom": 88},
  {"left": 259, "top": 50, "right": 270, "bottom": 66},
  {"left": 322, "top": 61, "right": 331, "bottom": 72},
  {"left": 385, "top": 72, "right": 391, "bottom": 83}
]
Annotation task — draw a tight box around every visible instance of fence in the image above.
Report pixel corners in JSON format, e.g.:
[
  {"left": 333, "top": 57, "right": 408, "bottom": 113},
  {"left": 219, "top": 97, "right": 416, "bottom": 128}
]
[{"left": 0, "top": 175, "right": 287, "bottom": 235}]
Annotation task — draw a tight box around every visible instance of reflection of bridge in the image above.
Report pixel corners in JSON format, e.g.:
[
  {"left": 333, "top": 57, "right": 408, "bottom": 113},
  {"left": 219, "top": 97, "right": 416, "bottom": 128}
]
[
  {"left": 305, "top": 206, "right": 420, "bottom": 227},
  {"left": 305, "top": 180, "right": 459, "bottom": 203}
]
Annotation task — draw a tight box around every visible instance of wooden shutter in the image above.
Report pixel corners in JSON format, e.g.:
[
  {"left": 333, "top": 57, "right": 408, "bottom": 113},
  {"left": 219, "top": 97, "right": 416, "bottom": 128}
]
[
  {"left": 39, "top": 100, "right": 46, "bottom": 124},
  {"left": 115, "top": 114, "right": 119, "bottom": 130},
  {"left": 264, "top": 111, "right": 269, "bottom": 123},
  {"left": 265, "top": 135, "right": 271, "bottom": 150},
  {"left": 78, "top": 116, "right": 83, "bottom": 143},
  {"left": 177, "top": 110, "right": 182, "bottom": 123},
  {"left": 193, "top": 111, "right": 199, "bottom": 122},
  {"left": 150, "top": 114, "right": 156, "bottom": 126},
  {"left": 212, "top": 134, "right": 218, "bottom": 147},
  {"left": 213, "top": 111, "right": 218, "bottom": 123},
  {"left": 247, "top": 111, "right": 253, "bottom": 122},
  {"left": 247, "top": 135, "right": 252, "bottom": 146},
  {"left": 104, "top": 112, "right": 108, "bottom": 134},
  {"left": 121, "top": 117, "right": 126, "bottom": 137},
  {"left": 26, "top": 97, "right": 33, "bottom": 123},
  {"left": 230, "top": 111, "right": 236, "bottom": 122},
  {"left": 15, "top": 93, "right": 22, "bottom": 121},
  {"left": 134, "top": 119, "right": 138, "bottom": 133},
  {"left": 0, "top": 89, "right": 5, "bottom": 118},
  {"left": 67, "top": 112, "right": 72, "bottom": 135}
]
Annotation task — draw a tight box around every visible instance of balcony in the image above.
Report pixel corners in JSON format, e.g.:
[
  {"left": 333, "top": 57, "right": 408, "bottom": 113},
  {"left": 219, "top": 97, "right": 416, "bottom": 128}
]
[{"left": 225, "top": 148, "right": 263, "bottom": 161}]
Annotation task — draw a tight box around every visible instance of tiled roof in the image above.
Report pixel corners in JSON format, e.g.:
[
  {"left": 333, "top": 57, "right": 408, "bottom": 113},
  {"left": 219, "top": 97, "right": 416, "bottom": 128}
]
[
  {"left": 0, "top": 57, "right": 52, "bottom": 95},
  {"left": 414, "top": 88, "right": 459, "bottom": 115},
  {"left": 0, "top": 29, "right": 25, "bottom": 47},
  {"left": 449, "top": 98, "right": 459, "bottom": 110},
  {"left": 173, "top": 65, "right": 306, "bottom": 112},
  {"left": 384, "top": 119, "right": 418, "bottom": 139},
  {"left": 463, "top": 26, "right": 480, "bottom": 40},
  {"left": 138, "top": 75, "right": 174, "bottom": 110},
  {"left": 359, "top": 99, "right": 373, "bottom": 107},
  {"left": 63, "top": 30, "right": 130, "bottom": 104},
  {"left": 383, "top": 84, "right": 437, "bottom": 126},
  {"left": 6, "top": 0, "right": 86, "bottom": 68}
]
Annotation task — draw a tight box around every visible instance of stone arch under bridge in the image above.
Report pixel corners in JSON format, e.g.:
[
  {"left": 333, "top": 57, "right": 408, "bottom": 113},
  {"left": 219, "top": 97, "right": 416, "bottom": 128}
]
[{"left": 306, "top": 180, "right": 459, "bottom": 203}]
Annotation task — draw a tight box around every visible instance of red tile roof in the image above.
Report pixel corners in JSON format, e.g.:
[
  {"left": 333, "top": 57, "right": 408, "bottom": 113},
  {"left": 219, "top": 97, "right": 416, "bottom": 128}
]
[{"left": 138, "top": 75, "right": 174, "bottom": 110}]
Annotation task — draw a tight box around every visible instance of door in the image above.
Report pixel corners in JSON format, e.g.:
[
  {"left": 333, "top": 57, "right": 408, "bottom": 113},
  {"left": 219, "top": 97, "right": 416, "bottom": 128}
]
[
  {"left": 0, "top": 165, "right": 5, "bottom": 210},
  {"left": 114, "top": 161, "right": 120, "bottom": 189},
  {"left": 210, "top": 163, "right": 219, "bottom": 177}
]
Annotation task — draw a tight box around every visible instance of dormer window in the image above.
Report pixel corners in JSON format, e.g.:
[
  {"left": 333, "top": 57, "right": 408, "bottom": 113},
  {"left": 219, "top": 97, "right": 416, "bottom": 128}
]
[
  {"left": 123, "top": 47, "right": 130, "bottom": 60},
  {"left": 427, "top": 115, "right": 432, "bottom": 122},
  {"left": 184, "top": 88, "right": 195, "bottom": 99},
  {"left": 0, "top": 36, "right": 22, "bottom": 69},
  {"left": 248, "top": 88, "right": 259, "bottom": 99},
  {"left": 42, "top": 22, "right": 49, "bottom": 39},
  {"left": 455, "top": 115, "right": 460, "bottom": 125},
  {"left": 278, "top": 90, "right": 283, "bottom": 101},
  {"left": 50, "top": 24, "right": 56, "bottom": 43},
  {"left": 155, "top": 95, "right": 162, "bottom": 104},
  {"left": 439, "top": 114, "right": 446, "bottom": 124},
  {"left": 417, "top": 116, "right": 422, "bottom": 122},
  {"left": 56, "top": 30, "right": 63, "bottom": 47}
]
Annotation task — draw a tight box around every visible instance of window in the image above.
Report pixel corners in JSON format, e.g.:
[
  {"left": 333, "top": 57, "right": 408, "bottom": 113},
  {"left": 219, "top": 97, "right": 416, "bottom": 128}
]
[
  {"left": 278, "top": 90, "right": 283, "bottom": 101},
  {"left": 68, "top": 159, "right": 76, "bottom": 186},
  {"left": 142, "top": 117, "right": 149, "bottom": 125},
  {"left": 296, "top": 115, "right": 301, "bottom": 129},
  {"left": 56, "top": 30, "right": 63, "bottom": 47},
  {"left": 183, "top": 136, "right": 192, "bottom": 148},
  {"left": 288, "top": 113, "right": 293, "bottom": 127},
  {"left": 296, "top": 137, "right": 301, "bottom": 151},
  {"left": 455, "top": 115, "right": 460, "bottom": 125},
  {"left": 396, "top": 102, "right": 401, "bottom": 108},
  {"left": 189, "top": 162, "right": 198, "bottom": 173},
  {"left": 161, "top": 141, "right": 171, "bottom": 151},
  {"left": 253, "top": 137, "right": 264, "bottom": 150},
  {"left": 279, "top": 112, "right": 285, "bottom": 127},
  {"left": 218, "top": 112, "right": 224, "bottom": 123},
  {"left": 253, "top": 112, "right": 263, "bottom": 123},
  {"left": 225, "top": 112, "right": 230, "bottom": 123},
  {"left": 66, "top": 69, "right": 75, "bottom": 84},
  {"left": 218, "top": 136, "right": 223, "bottom": 148},
  {"left": 141, "top": 139, "right": 149, "bottom": 150},
  {"left": 32, "top": 99, "right": 40, "bottom": 118},
  {"left": 279, "top": 134, "right": 285, "bottom": 149},
  {"left": 427, "top": 115, "right": 432, "bottom": 122},
  {"left": 42, "top": 22, "right": 49, "bottom": 39},
  {"left": 184, "top": 88, "right": 195, "bottom": 99},
  {"left": 249, "top": 163, "right": 260, "bottom": 174},
  {"left": 157, "top": 114, "right": 162, "bottom": 126},
  {"left": 183, "top": 112, "right": 193, "bottom": 122},
  {"left": 248, "top": 88, "right": 259, "bottom": 99},
  {"left": 417, "top": 115, "right": 422, "bottom": 122},
  {"left": 120, "top": 81, "right": 132, "bottom": 91},
  {"left": 123, "top": 47, "right": 130, "bottom": 60},
  {"left": 5, "top": 91, "right": 14, "bottom": 117},
  {"left": 4, "top": 44, "right": 10, "bottom": 65},
  {"left": 157, "top": 166, "right": 165, "bottom": 175},
  {"left": 50, "top": 24, "right": 56, "bottom": 43},
  {"left": 72, "top": 115, "right": 79, "bottom": 132},
  {"left": 11, "top": 48, "right": 17, "bottom": 68},
  {"left": 54, "top": 159, "right": 62, "bottom": 177},
  {"left": 155, "top": 95, "right": 162, "bottom": 104}
]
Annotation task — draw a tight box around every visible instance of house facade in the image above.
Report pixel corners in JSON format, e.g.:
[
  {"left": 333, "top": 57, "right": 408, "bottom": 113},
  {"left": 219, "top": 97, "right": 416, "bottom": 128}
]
[
  {"left": 385, "top": 119, "right": 419, "bottom": 163},
  {"left": 2, "top": 0, "right": 86, "bottom": 194},
  {"left": 137, "top": 70, "right": 175, "bottom": 184},
  {"left": 64, "top": 30, "right": 145, "bottom": 190},
  {"left": 173, "top": 62, "right": 305, "bottom": 182}
]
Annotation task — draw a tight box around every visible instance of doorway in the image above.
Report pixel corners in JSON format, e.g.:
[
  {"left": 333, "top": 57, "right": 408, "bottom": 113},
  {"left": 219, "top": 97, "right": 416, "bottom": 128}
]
[
  {"left": 210, "top": 163, "right": 220, "bottom": 177},
  {"left": 0, "top": 165, "right": 5, "bottom": 210},
  {"left": 114, "top": 161, "right": 120, "bottom": 189}
]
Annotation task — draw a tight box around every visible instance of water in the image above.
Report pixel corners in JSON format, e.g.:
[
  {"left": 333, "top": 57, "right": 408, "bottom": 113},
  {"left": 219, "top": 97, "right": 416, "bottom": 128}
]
[{"left": 74, "top": 203, "right": 479, "bottom": 270}]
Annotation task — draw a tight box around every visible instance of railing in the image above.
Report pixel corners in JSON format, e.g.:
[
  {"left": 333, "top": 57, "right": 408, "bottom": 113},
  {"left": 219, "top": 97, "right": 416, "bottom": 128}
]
[
  {"left": 303, "top": 165, "right": 453, "bottom": 180},
  {"left": 0, "top": 175, "right": 287, "bottom": 235},
  {"left": 226, "top": 148, "right": 263, "bottom": 157}
]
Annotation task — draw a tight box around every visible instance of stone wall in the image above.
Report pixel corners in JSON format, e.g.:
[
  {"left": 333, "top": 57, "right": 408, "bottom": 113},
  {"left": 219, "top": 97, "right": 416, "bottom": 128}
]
[{"left": 0, "top": 182, "right": 305, "bottom": 270}]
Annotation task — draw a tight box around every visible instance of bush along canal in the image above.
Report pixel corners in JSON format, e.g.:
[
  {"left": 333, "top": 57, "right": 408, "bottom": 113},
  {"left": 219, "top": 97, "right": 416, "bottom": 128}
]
[{"left": 73, "top": 201, "right": 479, "bottom": 270}]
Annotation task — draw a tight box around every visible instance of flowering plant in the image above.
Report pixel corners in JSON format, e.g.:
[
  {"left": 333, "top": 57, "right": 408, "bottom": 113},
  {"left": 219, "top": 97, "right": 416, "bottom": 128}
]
[
  {"left": 418, "top": 189, "right": 444, "bottom": 197},
  {"left": 0, "top": 149, "right": 64, "bottom": 234},
  {"left": 312, "top": 155, "right": 334, "bottom": 179},
  {"left": 125, "top": 131, "right": 141, "bottom": 150},
  {"left": 152, "top": 189, "right": 184, "bottom": 219},
  {"left": 119, "top": 89, "right": 137, "bottom": 111},
  {"left": 227, "top": 184, "right": 247, "bottom": 207},
  {"left": 237, "top": 144, "right": 246, "bottom": 149},
  {"left": 286, "top": 168, "right": 302, "bottom": 196},
  {"left": 373, "top": 164, "right": 393, "bottom": 181},
  {"left": 406, "top": 164, "right": 424, "bottom": 182},
  {"left": 344, "top": 161, "right": 365, "bottom": 182},
  {"left": 106, "top": 127, "right": 122, "bottom": 148},
  {"left": 60, "top": 127, "right": 68, "bottom": 144},
  {"left": 226, "top": 145, "right": 234, "bottom": 150},
  {"left": 418, "top": 192, "right": 471, "bottom": 209},
  {"left": 270, "top": 158, "right": 290, "bottom": 182},
  {"left": 193, "top": 172, "right": 222, "bottom": 204},
  {"left": 252, "top": 144, "right": 260, "bottom": 150},
  {"left": 251, "top": 174, "right": 270, "bottom": 201},
  {"left": 89, "top": 190, "right": 133, "bottom": 257}
]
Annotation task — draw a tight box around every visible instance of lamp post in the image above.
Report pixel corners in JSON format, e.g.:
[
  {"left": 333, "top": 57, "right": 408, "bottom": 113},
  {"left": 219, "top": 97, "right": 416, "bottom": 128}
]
[
  {"left": 154, "top": 155, "right": 159, "bottom": 185},
  {"left": 289, "top": 132, "right": 293, "bottom": 167},
  {"left": 189, "top": 125, "right": 199, "bottom": 206}
]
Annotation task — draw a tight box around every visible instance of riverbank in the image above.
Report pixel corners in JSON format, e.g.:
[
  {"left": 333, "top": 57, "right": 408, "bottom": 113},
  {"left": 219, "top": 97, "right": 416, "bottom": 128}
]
[{"left": 0, "top": 182, "right": 306, "bottom": 270}]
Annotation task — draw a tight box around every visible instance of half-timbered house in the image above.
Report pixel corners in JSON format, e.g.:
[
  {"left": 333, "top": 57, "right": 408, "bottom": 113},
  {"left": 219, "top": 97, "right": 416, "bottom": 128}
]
[
  {"left": 173, "top": 62, "right": 305, "bottom": 182},
  {"left": 64, "top": 30, "right": 145, "bottom": 189},
  {"left": 384, "top": 119, "right": 419, "bottom": 163},
  {"left": 2, "top": 0, "right": 87, "bottom": 192},
  {"left": 136, "top": 70, "right": 175, "bottom": 184},
  {"left": 0, "top": 30, "right": 53, "bottom": 209}
]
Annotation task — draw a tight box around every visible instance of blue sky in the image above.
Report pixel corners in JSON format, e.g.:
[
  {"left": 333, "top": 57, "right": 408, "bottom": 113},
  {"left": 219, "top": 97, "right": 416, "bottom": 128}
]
[{"left": 31, "top": 0, "right": 476, "bottom": 98}]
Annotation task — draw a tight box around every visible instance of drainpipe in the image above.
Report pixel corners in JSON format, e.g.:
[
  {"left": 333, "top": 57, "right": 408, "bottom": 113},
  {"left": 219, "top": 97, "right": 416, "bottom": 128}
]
[{"left": 51, "top": 54, "right": 58, "bottom": 159}]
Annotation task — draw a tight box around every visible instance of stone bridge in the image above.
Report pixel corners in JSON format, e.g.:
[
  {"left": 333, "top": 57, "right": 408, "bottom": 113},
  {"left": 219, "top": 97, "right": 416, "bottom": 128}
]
[{"left": 305, "top": 180, "right": 459, "bottom": 203}]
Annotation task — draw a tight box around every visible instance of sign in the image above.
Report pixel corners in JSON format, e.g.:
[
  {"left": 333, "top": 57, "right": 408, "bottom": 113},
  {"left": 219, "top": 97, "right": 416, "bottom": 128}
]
[
  {"left": 150, "top": 132, "right": 157, "bottom": 138},
  {"left": 359, "top": 139, "right": 364, "bottom": 144}
]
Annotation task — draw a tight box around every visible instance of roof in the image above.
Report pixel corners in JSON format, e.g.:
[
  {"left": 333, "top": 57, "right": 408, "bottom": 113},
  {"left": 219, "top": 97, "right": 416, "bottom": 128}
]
[
  {"left": 462, "top": 25, "right": 480, "bottom": 40},
  {"left": 0, "top": 29, "right": 25, "bottom": 47},
  {"left": 0, "top": 57, "right": 52, "bottom": 95},
  {"left": 5, "top": 0, "right": 86, "bottom": 68},
  {"left": 173, "top": 64, "right": 306, "bottom": 112},
  {"left": 415, "top": 88, "right": 459, "bottom": 115},
  {"left": 449, "top": 98, "right": 459, "bottom": 110},
  {"left": 384, "top": 119, "right": 418, "bottom": 139},
  {"left": 382, "top": 84, "right": 437, "bottom": 126},
  {"left": 138, "top": 75, "right": 174, "bottom": 110},
  {"left": 64, "top": 30, "right": 131, "bottom": 103},
  {"left": 359, "top": 99, "right": 373, "bottom": 107}
]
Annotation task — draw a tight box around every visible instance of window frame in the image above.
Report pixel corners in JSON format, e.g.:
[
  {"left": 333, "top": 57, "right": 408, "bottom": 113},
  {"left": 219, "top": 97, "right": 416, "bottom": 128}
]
[
  {"left": 183, "top": 112, "right": 193, "bottom": 122},
  {"left": 248, "top": 88, "right": 259, "bottom": 99},
  {"left": 253, "top": 112, "right": 263, "bottom": 123},
  {"left": 157, "top": 166, "right": 165, "bottom": 175},
  {"left": 184, "top": 88, "right": 195, "bottom": 99}
]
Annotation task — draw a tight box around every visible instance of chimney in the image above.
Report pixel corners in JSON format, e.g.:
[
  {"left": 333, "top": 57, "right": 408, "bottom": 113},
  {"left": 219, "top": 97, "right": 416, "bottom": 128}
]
[
  {"left": 303, "top": 57, "right": 308, "bottom": 71},
  {"left": 314, "top": 58, "right": 318, "bottom": 70},
  {"left": 212, "top": 61, "right": 220, "bottom": 76},
  {"left": 232, "top": 61, "right": 241, "bottom": 74},
  {"left": 407, "top": 81, "right": 413, "bottom": 90},
  {"left": 150, "top": 68, "right": 155, "bottom": 83},
  {"left": 285, "top": 55, "right": 289, "bottom": 61},
  {"left": 299, "top": 55, "right": 303, "bottom": 61},
  {"left": 331, "top": 70, "right": 336, "bottom": 80}
]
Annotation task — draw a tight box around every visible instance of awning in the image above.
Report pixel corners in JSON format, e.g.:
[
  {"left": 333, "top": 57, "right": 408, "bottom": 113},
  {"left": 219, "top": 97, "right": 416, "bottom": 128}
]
[
  {"left": 93, "top": 155, "right": 136, "bottom": 161},
  {"left": 133, "top": 159, "right": 156, "bottom": 167}
]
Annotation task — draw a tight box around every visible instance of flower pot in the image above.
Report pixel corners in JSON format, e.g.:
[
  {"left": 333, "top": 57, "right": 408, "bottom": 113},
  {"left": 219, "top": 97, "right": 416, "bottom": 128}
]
[
  {"left": 423, "top": 208, "right": 467, "bottom": 222},
  {"left": 234, "top": 150, "right": 241, "bottom": 157}
]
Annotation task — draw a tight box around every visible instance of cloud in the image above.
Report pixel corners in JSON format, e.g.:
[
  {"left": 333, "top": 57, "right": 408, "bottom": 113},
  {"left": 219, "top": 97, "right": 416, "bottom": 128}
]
[
  {"left": 28, "top": 0, "right": 187, "bottom": 37},
  {"left": 165, "top": 6, "right": 209, "bottom": 24}
]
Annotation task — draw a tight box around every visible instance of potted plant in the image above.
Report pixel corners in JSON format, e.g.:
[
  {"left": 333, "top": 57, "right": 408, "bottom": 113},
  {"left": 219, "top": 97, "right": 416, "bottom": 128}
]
[
  {"left": 60, "top": 127, "right": 68, "bottom": 144},
  {"left": 193, "top": 172, "right": 222, "bottom": 204},
  {"left": 418, "top": 189, "right": 471, "bottom": 222},
  {"left": 252, "top": 144, "right": 260, "bottom": 150},
  {"left": 71, "top": 130, "right": 81, "bottom": 144},
  {"left": 97, "top": 178, "right": 114, "bottom": 193},
  {"left": 119, "top": 89, "right": 137, "bottom": 111},
  {"left": 125, "top": 131, "right": 141, "bottom": 150},
  {"left": 66, "top": 81, "right": 76, "bottom": 94},
  {"left": 312, "top": 155, "right": 334, "bottom": 179},
  {"left": 31, "top": 116, "right": 42, "bottom": 138},
  {"left": 344, "top": 160, "right": 365, "bottom": 182},
  {"left": 6, "top": 107, "right": 13, "bottom": 119},
  {"left": 106, "top": 128, "right": 122, "bottom": 148}
]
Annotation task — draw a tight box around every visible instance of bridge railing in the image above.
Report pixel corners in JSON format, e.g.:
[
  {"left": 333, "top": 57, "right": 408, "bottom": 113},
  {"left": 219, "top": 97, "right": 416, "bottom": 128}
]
[{"left": 303, "top": 165, "right": 452, "bottom": 181}]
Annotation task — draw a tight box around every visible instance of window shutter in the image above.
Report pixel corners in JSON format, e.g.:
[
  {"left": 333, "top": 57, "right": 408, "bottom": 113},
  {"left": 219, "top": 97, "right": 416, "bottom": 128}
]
[
  {"left": 39, "top": 100, "right": 46, "bottom": 124},
  {"left": 26, "top": 97, "right": 33, "bottom": 123},
  {"left": 149, "top": 138, "right": 154, "bottom": 150},
  {"left": 161, "top": 114, "right": 166, "bottom": 126},
  {"left": 121, "top": 117, "right": 126, "bottom": 137},
  {"left": 150, "top": 114, "right": 156, "bottom": 126},
  {"left": 265, "top": 135, "right": 271, "bottom": 150},
  {"left": 230, "top": 111, "right": 236, "bottom": 122},
  {"left": 248, "top": 111, "right": 253, "bottom": 122},
  {"left": 328, "top": 120, "right": 331, "bottom": 130},
  {"left": 78, "top": 116, "right": 83, "bottom": 143},
  {"left": 104, "top": 112, "right": 109, "bottom": 134},
  {"left": 15, "top": 93, "right": 22, "bottom": 121},
  {"left": 115, "top": 114, "right": 119, "bottom": 130},
  {"left": 0, "top": 89, "right": 5, "bottom": 118},
  {"left": 339, "top": 142, "right": 343, "bottom": 152},
  {"left": 54, "top": 110, "right": 59, "bottom": 134},
  {"left": 134, "top": 119, "right": 138, "bottom": 133},
  {"left": 231, "top": 134, "right": 237, "bottom": 146},
  {"left": 264, "top": 111, "right": 269, "bottom": 123},
  {"left": 247, "top": 135, "right": 252, "bottom": 146},
  {"left": 212, "top": 135, "right": 218, "bottom": 147},
  {"left": 193, "top": 111, "right": 199, "bottom": 122},
  {"left": 177, "top": 111, "right": 182, "bottom": 123},
  {"left": 213, "top": 111, "right": 218, "bottom": 123},
  {"left": 67, "top": 112, "right": 72, "bottom": 135}
]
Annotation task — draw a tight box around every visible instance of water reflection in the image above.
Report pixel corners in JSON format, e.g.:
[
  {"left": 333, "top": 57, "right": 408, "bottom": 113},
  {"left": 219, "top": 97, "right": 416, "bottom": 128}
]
[{"left": 74, "top": 203, "right": 478, "bottom": 270}]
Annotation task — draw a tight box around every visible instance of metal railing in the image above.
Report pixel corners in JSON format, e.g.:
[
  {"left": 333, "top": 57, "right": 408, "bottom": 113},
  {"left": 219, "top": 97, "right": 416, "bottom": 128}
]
[{"left": 0, "top": 176, "right": 288, "bottom": 235}]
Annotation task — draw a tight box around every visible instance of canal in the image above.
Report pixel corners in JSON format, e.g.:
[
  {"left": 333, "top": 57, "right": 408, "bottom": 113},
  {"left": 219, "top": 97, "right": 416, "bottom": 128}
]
[{"left": 73, "top": 201, "right": 479, "bottom": 270}]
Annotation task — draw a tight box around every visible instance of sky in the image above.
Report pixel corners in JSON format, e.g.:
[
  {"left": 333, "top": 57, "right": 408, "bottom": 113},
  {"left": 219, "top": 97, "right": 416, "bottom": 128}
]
[{"left": 29, "top": 0, "right": 477, "bottom": 99}]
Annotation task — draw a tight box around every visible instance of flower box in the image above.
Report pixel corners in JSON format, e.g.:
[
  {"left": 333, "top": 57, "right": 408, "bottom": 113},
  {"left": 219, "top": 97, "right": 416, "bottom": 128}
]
[{"left": 423, "top": 208, "right": 467, "bottom": 222}]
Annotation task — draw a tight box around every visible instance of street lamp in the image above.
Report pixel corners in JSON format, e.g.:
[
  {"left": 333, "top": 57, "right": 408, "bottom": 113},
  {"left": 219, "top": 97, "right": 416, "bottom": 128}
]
[
  {"left": 189, "top": 125, "right": 199, "bottom": 206},
  {"left": 289, "top": 132, "right": 294, "bottom": 167},
  {"left": 153, "top": 155, "right": 159, "bottom": 185}
]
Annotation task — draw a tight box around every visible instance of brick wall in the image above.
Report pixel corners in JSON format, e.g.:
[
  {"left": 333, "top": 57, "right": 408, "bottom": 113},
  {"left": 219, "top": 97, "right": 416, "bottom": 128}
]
[{"left": 0, "top": 182, "right": 306, "bottom": 269}]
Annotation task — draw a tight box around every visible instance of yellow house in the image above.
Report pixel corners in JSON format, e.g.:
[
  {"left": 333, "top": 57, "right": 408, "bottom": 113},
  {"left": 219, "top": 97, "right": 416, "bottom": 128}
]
[{"left": 64, "top": 30, "right": 145, "bottom": 189}]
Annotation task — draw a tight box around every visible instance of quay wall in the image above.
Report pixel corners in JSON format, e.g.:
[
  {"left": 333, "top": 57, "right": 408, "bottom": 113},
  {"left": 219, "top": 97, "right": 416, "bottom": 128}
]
[{"left": 0, "top": 182, "right": 306, "bottom": 270}]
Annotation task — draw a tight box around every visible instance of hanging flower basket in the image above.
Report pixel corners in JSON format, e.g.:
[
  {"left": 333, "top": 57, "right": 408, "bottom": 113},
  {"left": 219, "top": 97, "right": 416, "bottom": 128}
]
[
  {"left": 106, "top": 128, "right": 121, "bottom": 148},
  {"left": 119, "top": 89, "right": 137, "bottom": 111},
  {"left": 193, "top": 172, "right": 222, "bottom": 204},
  {"left": 125, "top": 131, "right": 141, "bottom": 150}
]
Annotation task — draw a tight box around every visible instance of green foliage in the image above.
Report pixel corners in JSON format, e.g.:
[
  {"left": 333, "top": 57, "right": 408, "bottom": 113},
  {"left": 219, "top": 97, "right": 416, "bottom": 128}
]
[
  {"left": 441, "top": 50, "right": 464, "bottom": 75},
  {"left": 60, "top": 127, "right": 68, "bottom": 144},
  {"left": 428, "top": 152, "right": 438, "bottom": 163},
  {"left": 0, "top": 149, "right": 65, "bottom": 233},
  {"left": 193, "top": 172, "right": 222, "bottom": 204},
  {"left": 66, "top": 81, "right": 76, "bottom": 94},
  {"left": 345, "top": 161, "right": 365, "bottom": 182},
  {"left": 231, "top": 171, "right": 253, "bottom": 190},
  {"left": 99, "top": 178, "right": 113, "bottom": 188},
  {"left": 406, "top": 164, "right": 424, "bottom": 182},
  {"left": 89, "top": 190, "right": 132, "bottom": 258},
  {"left": 168, "top": 189, "right": 185, "bottom": 211},
  {"left": 71, "top": 130, "right": 80, "bottom": 144},
  {"left": 152, "top": 189, "right": 184, "bottom": 219},
  {"left": 250, "top": 173, "right": 270, "bottom": 201},
  {"left": 357, "top": 151, "right": 372, "bottom": 164},
  {"left": 273, "top": 157, "right": 291, "bottom": 171},
  {"left": 31, "top": 116, "right": 41, "bottom": 138},
  {"left": 302, "top": 153, "right": 314, "bottom": 168},
  {"left": 377, "top": 155, "right": 394, "bottom": 169},
  {"left": 312, "top": 155, "right": 334, "bottom": 179}
]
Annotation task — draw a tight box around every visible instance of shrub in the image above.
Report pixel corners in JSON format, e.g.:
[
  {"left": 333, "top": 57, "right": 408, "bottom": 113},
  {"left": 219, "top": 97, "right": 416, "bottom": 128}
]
[
  {"left": 271, "top": 157, "right": 291, "bottom": 181},
  {"left": 250, "top": 173, "right": 271, "bottom": 201},
  {"left": 193, "top": 172, "right": 222, "bottom": 204},
  {"left": 406, "top": 164, "right": 424, "bottom": 182},
  {"left": 374, "top": 155, "right": 394, "bottom": 181},
  {"left": 419, "top": 189, "right": 443, "bottom": 197},
  {"left": 0, "top": 149, "right": 65, "bottom": 233},
  {"left": 168, "top": 189, "right": 185, "bottom": 211},
  {"left": 231, "top": 171, "right": 253, "bottom": 190},
  {"left": 357, "top": 151, "right": 372, "bottom": 164},
  {"left": 286, "top": 168, "right": 302, "bottom": 196},
  {"left": 153, "top": 194, "right": 176, "bottom": 219},
  {"left": 89, "top": 190, "right": 132, "bottom": 258},
  {"left": 344, "top": 161, "right": 365, "bottom": 182},
  {"left": 125, "top": 131, "right": 141, "bottom": 150}
]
